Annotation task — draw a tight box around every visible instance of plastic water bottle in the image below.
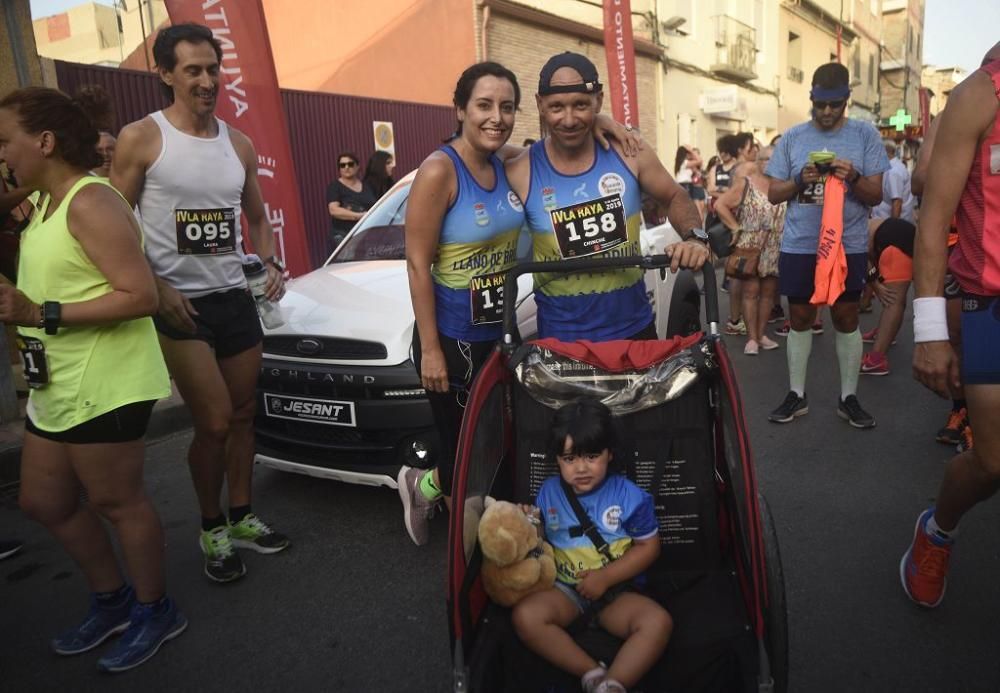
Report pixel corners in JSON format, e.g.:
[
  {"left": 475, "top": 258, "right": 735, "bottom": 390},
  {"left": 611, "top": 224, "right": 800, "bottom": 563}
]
[{"left": 243, "top": 254, "right": 285, "bottom": 329}]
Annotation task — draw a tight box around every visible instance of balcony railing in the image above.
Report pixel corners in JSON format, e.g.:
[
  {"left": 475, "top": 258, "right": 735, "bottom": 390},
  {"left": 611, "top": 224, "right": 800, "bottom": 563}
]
[
  {"left": 711, "top": 15, "right": 758, "bottom": 81},
  {"left": 788, "top": 66, "right": 804, "bottom": 83}
]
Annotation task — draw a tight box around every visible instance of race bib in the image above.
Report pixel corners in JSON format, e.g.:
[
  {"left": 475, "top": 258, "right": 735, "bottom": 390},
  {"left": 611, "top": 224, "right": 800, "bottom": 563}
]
[
  {"left": 549, "top": 193, "right": 628, "bottom": 259},
  {"left": 175, "top": 208, "right": 237, "bottom": 255},
  {"left": 797, "top": 179, "right": 826, "bottom": 206},
  {"left": 469, "top": 271, "right": 505, "bottom": 325},
  {"left": 16, "top": 336, "right": 48, "bottom": 389}
]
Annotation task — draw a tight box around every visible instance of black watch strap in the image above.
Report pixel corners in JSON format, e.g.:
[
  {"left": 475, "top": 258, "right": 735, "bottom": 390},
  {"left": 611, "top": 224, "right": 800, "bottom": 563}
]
[{"left": 43, "top": 301, "right": 61, "bottom": 335}]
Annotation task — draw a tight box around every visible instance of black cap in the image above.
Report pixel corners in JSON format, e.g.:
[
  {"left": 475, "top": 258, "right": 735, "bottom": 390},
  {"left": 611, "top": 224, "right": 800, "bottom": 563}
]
[{"left": 538, "top": 52, "right": 602, "bottom": 96}]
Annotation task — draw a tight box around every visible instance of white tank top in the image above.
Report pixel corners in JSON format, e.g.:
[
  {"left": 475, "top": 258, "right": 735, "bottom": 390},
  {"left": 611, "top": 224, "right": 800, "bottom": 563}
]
[{"left": 139, "top": 111, "right": 248, "bottom": 297}]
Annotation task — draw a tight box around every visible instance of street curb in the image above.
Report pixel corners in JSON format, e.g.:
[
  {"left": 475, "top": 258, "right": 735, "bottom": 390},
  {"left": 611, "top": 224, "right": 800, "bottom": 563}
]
[{"left": 0, "top": 396, "right": 191, "bottom": 489}]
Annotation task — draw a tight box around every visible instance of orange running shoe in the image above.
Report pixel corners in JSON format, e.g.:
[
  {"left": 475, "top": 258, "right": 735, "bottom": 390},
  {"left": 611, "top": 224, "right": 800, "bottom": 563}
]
[
  {"left": 936, "top": 408, "right": 967, "bottom": 445},
  {"left": 957, "top": 424, "right": 974, "bottom": 453},
  {"left": 900, "top": 508, "right": 953, "bottom": 608}
]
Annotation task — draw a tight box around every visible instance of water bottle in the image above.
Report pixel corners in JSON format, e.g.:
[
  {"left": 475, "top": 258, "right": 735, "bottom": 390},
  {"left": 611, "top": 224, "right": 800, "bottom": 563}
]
[{"left": 243, "top": 254, "right": 285, "bottom": 329}]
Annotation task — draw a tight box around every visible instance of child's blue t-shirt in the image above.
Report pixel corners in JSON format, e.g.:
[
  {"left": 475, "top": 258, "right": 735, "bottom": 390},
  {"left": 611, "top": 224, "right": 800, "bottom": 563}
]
[
  {"left": 536, "top": 474, "right": 658, "bottom": 586},
  {"left": 766, "top": 118, "right": 889, "bottom": 255}
]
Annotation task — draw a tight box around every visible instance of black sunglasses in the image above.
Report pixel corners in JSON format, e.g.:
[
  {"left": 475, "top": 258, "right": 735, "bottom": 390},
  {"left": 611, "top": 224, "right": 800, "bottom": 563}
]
[
  {"left": 338, "top": 161, "right": 357, "bottom": 168},
  {"left": 813, "top": 99, "right": 846, "bottom": 110}
]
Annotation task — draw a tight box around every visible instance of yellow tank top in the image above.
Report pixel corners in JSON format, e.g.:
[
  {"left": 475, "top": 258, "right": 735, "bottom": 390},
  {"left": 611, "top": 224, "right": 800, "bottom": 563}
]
[{"left": 17, "top": 176, "right": 170, "bottom": 432}]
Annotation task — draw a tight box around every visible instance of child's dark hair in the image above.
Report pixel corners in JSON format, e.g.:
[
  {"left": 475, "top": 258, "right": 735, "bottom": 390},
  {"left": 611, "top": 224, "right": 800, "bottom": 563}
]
[
  {"left": 0, "top": 85, "right": 112, "bottom": 170},
  {"left": 547, "top": 398, "right": 618, "bottom": 463},
  {"left": 445, "top": 61, "right": 521, "bottom": 142}
]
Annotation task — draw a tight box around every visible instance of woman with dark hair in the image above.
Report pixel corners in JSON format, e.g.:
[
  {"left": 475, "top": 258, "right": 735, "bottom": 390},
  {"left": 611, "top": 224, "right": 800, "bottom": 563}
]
[
  {"left": 673, "top": 145, "right": 706, "bottom": 220},
  {"left": 0, "top": 87, "right": 185, "bottom": 672},
  {"left": 397, "top": 62, "right": 638, "bottom": 546},
  {"left": 397, "top": 61, "right": 526, "bottom": 546},
  {"left": 326, "top": 149, "right": 375, "bottom": 253},
  {"left": 363, "top": 150, "right": 396, "bottom": 199}
]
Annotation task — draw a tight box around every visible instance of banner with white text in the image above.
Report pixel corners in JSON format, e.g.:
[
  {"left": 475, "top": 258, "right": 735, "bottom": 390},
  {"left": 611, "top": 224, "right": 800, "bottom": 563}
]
[
  {"left": 602, "top": 0, "right": 639, "bottom": 129},
  {"left": 163, "top": 0, "right": 311, "bottom": 276}
]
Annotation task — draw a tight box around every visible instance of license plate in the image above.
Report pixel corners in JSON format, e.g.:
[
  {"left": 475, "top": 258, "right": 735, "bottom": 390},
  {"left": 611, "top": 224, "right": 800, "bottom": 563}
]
[{"left": 263, "top": 393, "right": 356, "bottom": 427}]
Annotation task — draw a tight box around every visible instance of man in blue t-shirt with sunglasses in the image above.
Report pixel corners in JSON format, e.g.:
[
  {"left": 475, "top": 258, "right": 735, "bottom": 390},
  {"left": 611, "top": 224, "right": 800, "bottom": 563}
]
[{"left": 765, "top": 63, "right": 889, "bottom": 429}]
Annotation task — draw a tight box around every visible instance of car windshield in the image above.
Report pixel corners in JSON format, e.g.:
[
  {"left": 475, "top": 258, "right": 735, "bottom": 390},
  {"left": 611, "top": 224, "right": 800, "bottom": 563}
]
[{"left": 328, "top": 182, "right": 409, "bottom": 263}]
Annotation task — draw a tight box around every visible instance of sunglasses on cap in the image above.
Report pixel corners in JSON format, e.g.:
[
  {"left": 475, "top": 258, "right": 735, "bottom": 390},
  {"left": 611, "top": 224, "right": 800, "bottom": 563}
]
[
  {"left": 813, "top": 99, "right": 846, "bottom": 110},
  {"left": 338, "top": 161, "right": 357, "bottom": 168}
]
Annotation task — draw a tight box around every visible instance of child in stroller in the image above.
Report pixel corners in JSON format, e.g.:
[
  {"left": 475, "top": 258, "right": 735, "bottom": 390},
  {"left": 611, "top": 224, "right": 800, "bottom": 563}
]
[{"left": 512, "top": 398, "right": 673, "bottom": 693}]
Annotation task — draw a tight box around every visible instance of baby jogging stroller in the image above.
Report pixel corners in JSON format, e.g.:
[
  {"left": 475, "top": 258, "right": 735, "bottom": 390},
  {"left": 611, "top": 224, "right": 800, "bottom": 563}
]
[{"left": 446, "top": 257, "right": 788, "bottom": 693}]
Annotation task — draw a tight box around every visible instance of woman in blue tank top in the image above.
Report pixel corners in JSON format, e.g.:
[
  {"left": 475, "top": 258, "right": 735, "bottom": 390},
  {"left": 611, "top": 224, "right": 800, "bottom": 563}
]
[
  {"left": 398, "top": 62, "right": 525, "bottom": 545},
  {"left": 397, "top": 63, "right": 642, "bottom": 546}
]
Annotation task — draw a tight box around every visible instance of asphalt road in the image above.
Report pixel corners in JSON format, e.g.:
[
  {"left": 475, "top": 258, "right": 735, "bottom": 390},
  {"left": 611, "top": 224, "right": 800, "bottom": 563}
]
[{"left": 2, "top": 305, "right": 1000, "bottom": 692}]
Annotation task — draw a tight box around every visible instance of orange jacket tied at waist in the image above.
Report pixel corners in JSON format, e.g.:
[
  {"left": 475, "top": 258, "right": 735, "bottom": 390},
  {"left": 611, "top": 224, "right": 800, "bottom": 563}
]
[{"left": 811, "top": 176, "right": 847, "bottom": 305}]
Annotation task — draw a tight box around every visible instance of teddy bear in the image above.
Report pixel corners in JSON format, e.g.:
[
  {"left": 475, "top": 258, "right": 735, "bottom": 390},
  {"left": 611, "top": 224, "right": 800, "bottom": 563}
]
[{"left": 477, "top": 497, "right": 556, "bottom": 607}]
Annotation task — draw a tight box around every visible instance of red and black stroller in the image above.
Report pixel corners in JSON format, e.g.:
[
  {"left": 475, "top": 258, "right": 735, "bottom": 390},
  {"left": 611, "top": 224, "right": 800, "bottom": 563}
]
[{"left": 446, "top": 256, "right": 788, "bottom": 693}]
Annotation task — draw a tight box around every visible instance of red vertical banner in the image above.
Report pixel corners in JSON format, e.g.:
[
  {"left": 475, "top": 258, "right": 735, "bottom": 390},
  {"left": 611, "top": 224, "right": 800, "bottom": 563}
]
[
  {"left": 602, "top": 0, "right": 639, "bottom": 129},
  {"left": 163, "top": 0, "right": 311, "bottom": 276},
  {"left": 918, "top": 87, "right": 931, "bottom": 130}
]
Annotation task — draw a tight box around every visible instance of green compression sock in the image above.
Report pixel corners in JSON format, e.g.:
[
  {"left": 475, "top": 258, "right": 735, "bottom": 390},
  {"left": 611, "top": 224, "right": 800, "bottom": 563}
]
[
  {"left": 418, "top": 470, "right": 443, "bottom": 501},
  {"left": 836, "top": 328, "right": 863, "bottom": 399},
  {"left": 786, "top": 328, "right": 813, "bottom": 397}
]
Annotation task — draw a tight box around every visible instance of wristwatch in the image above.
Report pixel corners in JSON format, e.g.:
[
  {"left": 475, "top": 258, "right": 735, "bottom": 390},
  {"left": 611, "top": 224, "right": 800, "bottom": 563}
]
[
  {"left": 688, "top": 227, "right": 709, "bottom": 245},
  {"left": 264, "top": 255, "right": 286, "bottom": 273},
  {"left": 42, "top": 301, "right": 61, "bottom": 335}
]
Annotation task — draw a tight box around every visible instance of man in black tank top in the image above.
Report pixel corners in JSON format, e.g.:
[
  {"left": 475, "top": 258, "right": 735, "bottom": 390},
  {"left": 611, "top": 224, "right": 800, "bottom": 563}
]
[{"left": 112, "top": 24, "right": 290, "bottom": 584}]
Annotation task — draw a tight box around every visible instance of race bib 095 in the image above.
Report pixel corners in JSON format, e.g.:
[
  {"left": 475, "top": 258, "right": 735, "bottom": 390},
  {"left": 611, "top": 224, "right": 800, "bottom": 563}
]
[
  {"left": 175, "top": 208, "right": 237, "bottom": 255},
  {"left": 549, "top": 193, "right": 628, "bottom": 259}
]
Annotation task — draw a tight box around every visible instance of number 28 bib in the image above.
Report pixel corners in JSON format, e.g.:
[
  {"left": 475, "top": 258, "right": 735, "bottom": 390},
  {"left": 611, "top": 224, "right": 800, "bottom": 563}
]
[
  {"left": 549, "top": 193, "right": 628, "bottom": 259},
  {"left": 797, "top": 179, "right": 826, "bottom": 206},
  {"left": 175, "top": 208, "right": 237, "bottom": 255}
]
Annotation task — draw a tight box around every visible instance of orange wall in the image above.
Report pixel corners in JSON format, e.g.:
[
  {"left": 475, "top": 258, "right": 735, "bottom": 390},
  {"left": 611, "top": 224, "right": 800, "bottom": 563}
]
[{"left": 263, "top": 0, "right": 476, "bottom": 106}]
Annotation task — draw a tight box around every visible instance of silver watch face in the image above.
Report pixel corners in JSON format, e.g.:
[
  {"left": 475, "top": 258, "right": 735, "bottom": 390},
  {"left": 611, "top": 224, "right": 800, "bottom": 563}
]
[{"left": 691, "top": 228, "right": 708, "bottom": 241}]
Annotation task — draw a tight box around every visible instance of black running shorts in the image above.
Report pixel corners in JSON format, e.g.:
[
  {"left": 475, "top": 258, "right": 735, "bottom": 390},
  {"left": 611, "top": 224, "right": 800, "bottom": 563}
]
[
  {"left": 26, "top": 399, "right": 157, "bottom": 444},
  {"left": 154, "top": 288, "right": 263, "bottom": 359}
]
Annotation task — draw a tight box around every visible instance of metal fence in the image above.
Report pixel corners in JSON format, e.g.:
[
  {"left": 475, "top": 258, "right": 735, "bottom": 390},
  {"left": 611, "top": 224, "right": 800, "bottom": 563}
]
[{"left": 54, "top": 60, "right": 454, "bottom": 269}]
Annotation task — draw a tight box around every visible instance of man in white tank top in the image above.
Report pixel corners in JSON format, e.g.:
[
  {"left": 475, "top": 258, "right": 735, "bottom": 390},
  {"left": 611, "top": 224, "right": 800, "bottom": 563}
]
[{"left": 112, "top": 23, "right": 290, "bottom": 584}]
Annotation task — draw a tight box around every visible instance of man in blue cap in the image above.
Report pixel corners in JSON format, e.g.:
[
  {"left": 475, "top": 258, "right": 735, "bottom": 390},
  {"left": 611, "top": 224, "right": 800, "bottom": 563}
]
[
  {"left": 505, "top": 52, "right": 709, "bottom": 343},
  {"left": 765, "top": 62, "right": 889, "bottom": 429}
]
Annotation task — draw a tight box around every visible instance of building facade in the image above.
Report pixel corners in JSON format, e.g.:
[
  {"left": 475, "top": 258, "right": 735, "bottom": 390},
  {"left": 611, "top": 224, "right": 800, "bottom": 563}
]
[
  {"left": 32, "top": 0, "right": 167, "bottom": 69},
  {"left": 921, "top": 65, "right": 967, "bottom": 117},
  {"left": 776, "top": 0, "right": 882, "bottom": 131},
  {"left": 879, "top": 0, "right": 924, "bottom": 127}
]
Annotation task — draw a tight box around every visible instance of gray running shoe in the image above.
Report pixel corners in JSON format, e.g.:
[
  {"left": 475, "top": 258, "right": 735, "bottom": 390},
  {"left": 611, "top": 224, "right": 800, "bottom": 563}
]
[
  {"left": 838, "top": 395, "right": 876, "bottom": 429},
  {"left": 397, "top": 465, "right": 436, "bottom": 546},
  {"left": 768, "top": 392, "right": 808, "bottom": 423}
]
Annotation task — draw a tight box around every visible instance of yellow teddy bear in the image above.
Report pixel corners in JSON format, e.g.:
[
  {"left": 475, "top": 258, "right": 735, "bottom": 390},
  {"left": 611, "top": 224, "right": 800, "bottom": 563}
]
[{"left": 477, "top": 498, "right": 556, "bottom": 607}]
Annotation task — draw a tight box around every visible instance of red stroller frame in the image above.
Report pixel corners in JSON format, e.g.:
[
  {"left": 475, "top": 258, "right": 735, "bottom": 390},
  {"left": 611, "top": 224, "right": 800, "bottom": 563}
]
[{"left": 447, "top": 258, "right": 787, "bottom": 693}]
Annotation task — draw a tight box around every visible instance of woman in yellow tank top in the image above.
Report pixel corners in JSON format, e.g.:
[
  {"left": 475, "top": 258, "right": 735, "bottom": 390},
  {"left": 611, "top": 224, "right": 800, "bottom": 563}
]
[{"left": 0, "top": 86, "right": 185, "bottom": 672}]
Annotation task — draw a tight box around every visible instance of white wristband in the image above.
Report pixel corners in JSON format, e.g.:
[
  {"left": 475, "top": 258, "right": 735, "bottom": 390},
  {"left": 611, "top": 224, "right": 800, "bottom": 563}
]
[{"left": 913, "top": 297, "right": 949, "bottom": 343}]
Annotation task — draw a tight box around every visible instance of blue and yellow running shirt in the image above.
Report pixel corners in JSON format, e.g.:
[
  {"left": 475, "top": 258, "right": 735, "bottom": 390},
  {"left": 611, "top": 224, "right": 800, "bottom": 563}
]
[
  {"left": 524, "top": 140, "right": 652, "bottom": 341},
  {"left": 536, "top": 474, "right": 659, "bottom": 586},
  {"left": 431, "top": 146, "right": 526, "bottom": 342}
]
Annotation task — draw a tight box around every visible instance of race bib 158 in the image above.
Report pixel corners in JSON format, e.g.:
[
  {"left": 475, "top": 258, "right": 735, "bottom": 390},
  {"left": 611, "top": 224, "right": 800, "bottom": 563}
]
[
  {"left": 549, "top": 193, "right": 628, "bottom": 259},
  {"left": 175, "top": 208, "right": 237, "bottom": 255}
]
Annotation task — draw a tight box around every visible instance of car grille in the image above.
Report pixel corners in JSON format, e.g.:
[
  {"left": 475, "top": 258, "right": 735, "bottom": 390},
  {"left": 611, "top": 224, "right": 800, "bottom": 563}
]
[
  {"left": 256, "top": 419, "right": 405, "bottom": 450},
  {"left": 263, "top": 336, "right": 388, "bottom": 360}
]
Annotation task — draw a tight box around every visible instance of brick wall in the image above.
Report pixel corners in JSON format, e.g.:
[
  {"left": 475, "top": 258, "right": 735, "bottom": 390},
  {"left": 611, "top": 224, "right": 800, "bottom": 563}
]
[{"left": 485, "top": 13, "right": 659, "bottom": 151}]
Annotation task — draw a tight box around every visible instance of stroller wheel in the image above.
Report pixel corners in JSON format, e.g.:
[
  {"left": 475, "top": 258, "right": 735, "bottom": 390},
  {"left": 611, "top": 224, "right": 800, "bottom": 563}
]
[{"left": 759, "top": 493, "right": 789, "bottom": 693}]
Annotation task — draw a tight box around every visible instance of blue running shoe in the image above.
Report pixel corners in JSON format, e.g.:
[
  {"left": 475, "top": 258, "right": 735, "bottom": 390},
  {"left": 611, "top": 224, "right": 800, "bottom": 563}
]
[
  {"left": 52, "top": 587, "right": 135, "bottom": 656},
  {"left": 97, "top": 597, "right": 188, "bottom": 673}
]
